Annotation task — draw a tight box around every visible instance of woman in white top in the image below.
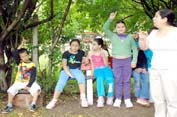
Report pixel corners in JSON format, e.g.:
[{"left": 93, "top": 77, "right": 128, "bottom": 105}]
[{"left": 139, "top": 9, "right": 177, "bottom": 117}]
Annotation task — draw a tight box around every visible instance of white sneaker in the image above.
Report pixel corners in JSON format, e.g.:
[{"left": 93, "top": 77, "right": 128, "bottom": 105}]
[
  {"left": 46, "top": 99, "right": 57, "bottom": 109},
  {"left": 137, "top": 98, "right": 150, "bottom": 106},
  {"left": 124, "top": 99, "right": 133, "bottom": 108},
  {"left": 113, "top": 99, "right": 121, "bottom": 107},
  {"left": 81, "top": 98, "right": 88, "bottom": 107},
  {"left": 97, "top": 97, "right": 104, "bottom": 107},
  {"left": 149, "top": 98, "right": 154, "bottom": 103},
  {"left": 106, "top": 97, "right": 113, "bottom": 105}
]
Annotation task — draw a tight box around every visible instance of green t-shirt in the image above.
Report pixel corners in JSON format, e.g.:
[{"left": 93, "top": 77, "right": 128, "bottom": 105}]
[{"left": 103, "top": 19, "right": 138, "bottom": 63}]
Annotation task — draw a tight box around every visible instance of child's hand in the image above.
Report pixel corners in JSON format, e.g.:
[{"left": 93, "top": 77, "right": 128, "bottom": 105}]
[
  {"left": 131, "top": 63, "right": 136, "bottom": 68},
  {"left": 82, "top": 57, "right": 90, "bottom": 65},
  {"left": 109, "top": 12, "right": 117, "bottom": 20},
  {"left": 135, "top": 68, "right": 144, "bottom": 73},
  {"left": 142, "top": 68, "right": 147, "bottom": 73},
  {"left": 18, "top": 37, "right": 27, "bottom": 49},
  {"left": 24, "top": 86, "right": 30, "bottom": 91},
  {"left": 22, "top": 37, "right": 27, "bottom": 45},
  {"left": 135, "top": 68, "right": 142, "bottom": 73},
  {"left": 69, "top": 74, "right": 74, "bottom": 78}
]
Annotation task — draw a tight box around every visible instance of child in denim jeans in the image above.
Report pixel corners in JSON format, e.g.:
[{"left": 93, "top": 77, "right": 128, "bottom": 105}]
[
  {"left": 46, "top": 39, "right": 88, "bottom": 109},
  {"left": 132, "top": 50, "right": 150, "bottom": 106}
]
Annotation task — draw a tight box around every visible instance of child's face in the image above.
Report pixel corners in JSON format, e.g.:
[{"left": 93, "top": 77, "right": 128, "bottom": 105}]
[
  {"left": 115, "top": 23, "right": 126, "bottom": 34},
  {"left": 70, "top": 41, "right": 80, "bottom": 52},
  {"left": 92, "top": 41, "right": 100, "bottom": 51},
  {"left": 19, "top": 52, "right": 29, "bottom": 62}
]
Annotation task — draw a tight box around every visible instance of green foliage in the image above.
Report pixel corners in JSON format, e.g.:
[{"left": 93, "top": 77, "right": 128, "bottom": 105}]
[{"left": 70, "top": 0, "right": 152, "bottom": 34}]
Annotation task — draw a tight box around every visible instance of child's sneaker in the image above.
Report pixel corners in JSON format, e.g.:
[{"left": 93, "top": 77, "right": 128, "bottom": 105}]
[
  {"left": 2, "top": 106, "right": 13, "bottom": 113},
  {"left": 125, "top": 99, "right": 133, "bottom": 108},
  {"left": 113, "top": 99, "right": 121, "bottom": 107},
  {"left": 106, "top": 97, "right": 113, "bottom": 105},
  {"left": 46, "top": 99, "right": 57, "bottom": 109},
  {"left": 137, "top": 98, "right": 150, "bottom": 106},
  {"left": 97, "top": 97, "right": 104, "bottom": 107},
  {"left": 81, "top": 98, "right": 88, "bottom": 107},
  {"left": 30, "top": 104, "right": 36, "bottom": 112},
  {"left": 149, "top": 98, "right": 154, "bottom": 103}
]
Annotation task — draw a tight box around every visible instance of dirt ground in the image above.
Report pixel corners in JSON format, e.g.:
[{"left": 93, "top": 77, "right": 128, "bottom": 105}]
[{"left": 0, "top": 94, "right": 154, "bottom": 117}]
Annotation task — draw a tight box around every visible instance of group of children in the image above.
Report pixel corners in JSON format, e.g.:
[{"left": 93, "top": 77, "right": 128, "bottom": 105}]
[{"left": 2, "top": 12, "right": 151, "bottom": 113}]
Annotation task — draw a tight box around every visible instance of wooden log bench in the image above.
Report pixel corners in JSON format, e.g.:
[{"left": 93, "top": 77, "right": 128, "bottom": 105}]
[{"left": 13, "top": 89, "right": 43, "bottom": 108}]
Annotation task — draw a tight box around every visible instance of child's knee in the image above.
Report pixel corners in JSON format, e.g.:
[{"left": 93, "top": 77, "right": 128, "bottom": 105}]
[
  {"left": 55, "top": 83, "right": 66, "bottom": 92},
  {"left": 76, "top": 76, "right": 85, "bottom": 84},
  {"left": 7, "top": 88, "right": 18, "bottom": 96},
  {"left": 36, "top": 90, "right": 41, "bottom": 95},
  {"left": 77, "top": 79, "right": 85, "bottom": 84}
]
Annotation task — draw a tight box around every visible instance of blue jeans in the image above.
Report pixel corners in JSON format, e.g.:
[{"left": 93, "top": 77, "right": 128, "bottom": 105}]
[
  {"left": 55, "top": 68, "right": 85, "bottom": 92},
  {"left": 94, "top": 66, "right": 114, "bottom": 97},
  {"left": 132, "top": 70, "right": 150, "bottom": 99}
]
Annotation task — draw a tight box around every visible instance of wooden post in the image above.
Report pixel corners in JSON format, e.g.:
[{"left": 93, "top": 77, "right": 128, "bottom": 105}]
[
  {"left": 32, "top": 15, "right": 38, "bottom": 66},
  {"left": 86, "top": 70, "right": 93, "bottom": 105}
]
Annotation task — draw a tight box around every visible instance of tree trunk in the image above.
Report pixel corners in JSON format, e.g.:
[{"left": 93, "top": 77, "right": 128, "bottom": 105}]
[
  {"left": 48, "top": 24, "right": 55, "bottom": 80},
  {"left": 0, "top": 43, "right": 7, "bottom": 91}
]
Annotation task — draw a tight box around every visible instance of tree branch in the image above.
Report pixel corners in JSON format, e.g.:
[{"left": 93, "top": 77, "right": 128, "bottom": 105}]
[
  {"left": 160, "top": 0, "right": 170, "bottom": 8},
  {"left": 0, "top": 0, "right": 8, "bottom": 25},
  {"left": 131, "top": 0, "right": 141, "bottom": 4},
  {"left": 142, "top": 4, "right": 153, "bottom": 18},
  {"left": 121, "top": 14, "right": 134, "bottom": 21},
  {"left": 23, "top": 0, "right": 38, "bottom": 23},
  {"left": 23, "top": 0, "right": 54, "bottom": 30},
  {"left": 24, "top": 14, "right": 56, "bottom": 29},
  {"left": 141, "top": 0, "right": 151, "bottom": 11},
  {"left": 0, "top": 0, "right": 30, "bottom": 41},
  {"left": 50, "top": 0, "right": 72, "bottom": 52},
  {"left": 12, "top": 0, "right": 20, "bottom": 18}
]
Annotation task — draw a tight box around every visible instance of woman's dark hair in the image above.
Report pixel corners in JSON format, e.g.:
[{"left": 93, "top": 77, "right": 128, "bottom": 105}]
[
  {"left": 70, "top": 39, "right": 80, "bottom": 45},
  {"left": 18, "top": 48, "right": 29, "bottom": 55},
  {"left": 158, "top": 9, "right": 176, "bottom": 26},
  {"left": 115, "top": 20, "right": 126, "bottom": 27},
  {"left": 94, "top": 37, "right": 110, "bottom": 56}
]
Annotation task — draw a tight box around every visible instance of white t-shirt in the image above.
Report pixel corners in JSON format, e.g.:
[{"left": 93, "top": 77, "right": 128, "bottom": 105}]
[{"left": 147, "top": 28, "right": 177, "bottom": 69}]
